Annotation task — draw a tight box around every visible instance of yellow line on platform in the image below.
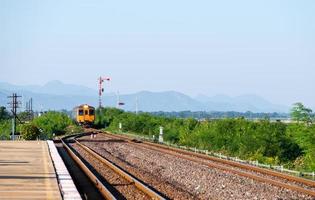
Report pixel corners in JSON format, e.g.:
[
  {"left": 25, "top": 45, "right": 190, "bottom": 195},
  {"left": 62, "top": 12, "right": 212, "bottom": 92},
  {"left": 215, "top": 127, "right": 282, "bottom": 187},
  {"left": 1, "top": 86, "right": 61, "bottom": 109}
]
[{"left": 42, "top": 142, "right": 53, "bottom": 200}]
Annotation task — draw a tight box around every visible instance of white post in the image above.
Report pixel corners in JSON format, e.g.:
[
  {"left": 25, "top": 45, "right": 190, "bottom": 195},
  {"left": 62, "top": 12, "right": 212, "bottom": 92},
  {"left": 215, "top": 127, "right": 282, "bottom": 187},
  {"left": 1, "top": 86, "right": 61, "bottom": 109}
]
[
  {"left": 159, "top": 126, "right": 163, "bottom": 143},
  {"left": 119, "top": 123, "right": 122, "bottom": 132}
]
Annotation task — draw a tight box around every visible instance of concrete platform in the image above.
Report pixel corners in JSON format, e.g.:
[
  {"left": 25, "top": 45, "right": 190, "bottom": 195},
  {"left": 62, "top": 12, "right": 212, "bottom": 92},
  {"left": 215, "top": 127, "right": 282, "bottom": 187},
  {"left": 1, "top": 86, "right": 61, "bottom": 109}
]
[
  {"left": 47, "top": 141, "right": 81, "bottom": 200},
  {"left": 0, "top": 141, "right": 62, "bottom": 200}
]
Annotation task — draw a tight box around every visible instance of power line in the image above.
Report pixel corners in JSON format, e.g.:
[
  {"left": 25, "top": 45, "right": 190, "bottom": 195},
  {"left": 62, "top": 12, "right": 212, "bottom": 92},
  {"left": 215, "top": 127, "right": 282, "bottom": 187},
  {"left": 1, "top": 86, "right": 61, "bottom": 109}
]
[{"left": 25, "top": 98, "right": 34, "bottom": 121}]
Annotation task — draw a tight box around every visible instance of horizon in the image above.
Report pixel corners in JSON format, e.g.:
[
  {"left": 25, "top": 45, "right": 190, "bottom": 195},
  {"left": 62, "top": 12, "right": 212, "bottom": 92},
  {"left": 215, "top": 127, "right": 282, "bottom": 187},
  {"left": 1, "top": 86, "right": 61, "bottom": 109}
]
[
  {"left": 0, "top": 79, "right": 297, "bottom": 100},
  {"left": 1, "top": 80, "right": 313, "bottom": 112},
  {"left": 1, "top": 0, "right": 314, "bottom": 108}
]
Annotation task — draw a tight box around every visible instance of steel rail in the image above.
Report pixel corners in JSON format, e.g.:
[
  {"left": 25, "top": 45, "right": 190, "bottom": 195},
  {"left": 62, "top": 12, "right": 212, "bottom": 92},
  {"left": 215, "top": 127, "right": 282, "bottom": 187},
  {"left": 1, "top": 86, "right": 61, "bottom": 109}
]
[
  {"left": 61, "top": 137, "right": 117, "bottom": 200},
  {"left": 102, "top": 131, "right": 315, "bottom": 187},
  {"left": 74, "top": 139, "right": 166, "bottom": 200},
  {"left": 144, "top": 138, "right": 315, "bottom": 186},
  {"left": 98, "top": 131, "right": 315, "bottom": 197}
]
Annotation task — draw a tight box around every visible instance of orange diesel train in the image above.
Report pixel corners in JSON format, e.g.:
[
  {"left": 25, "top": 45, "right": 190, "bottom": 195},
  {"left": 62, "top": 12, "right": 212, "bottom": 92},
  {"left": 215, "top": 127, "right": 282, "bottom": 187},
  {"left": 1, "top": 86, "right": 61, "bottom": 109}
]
[{"left": 73, "top": 104, "right": 95, "bottom": 125}]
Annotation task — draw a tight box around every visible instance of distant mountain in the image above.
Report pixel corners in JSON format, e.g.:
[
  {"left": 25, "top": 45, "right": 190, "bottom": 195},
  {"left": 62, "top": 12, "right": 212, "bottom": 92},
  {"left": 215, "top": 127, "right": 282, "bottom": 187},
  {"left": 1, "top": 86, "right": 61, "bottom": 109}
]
[
  {"left": 0, "top": 88, "right": 96, "bottom": 111},
  {"left": 196, "top": 94, "right": 234, "bottom": 104},
  {"left": 0, "top": 81, "right": 289, "bottom": 112},
  {"left": 0, "top": 90, "right": 8, "bottom": 107},
  {"left": 119, "top": 91, "right": 205, "bottom": 112},
  {"left": 0, "top": 81, "right": 97, "bottom": 96}
]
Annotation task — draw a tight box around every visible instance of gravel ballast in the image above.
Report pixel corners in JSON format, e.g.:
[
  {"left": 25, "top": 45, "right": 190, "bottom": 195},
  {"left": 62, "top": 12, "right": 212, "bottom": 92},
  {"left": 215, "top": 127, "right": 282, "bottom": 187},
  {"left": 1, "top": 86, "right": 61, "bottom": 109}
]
[{"left": 78, "top": 134, "right": 314, "bottom": 200}]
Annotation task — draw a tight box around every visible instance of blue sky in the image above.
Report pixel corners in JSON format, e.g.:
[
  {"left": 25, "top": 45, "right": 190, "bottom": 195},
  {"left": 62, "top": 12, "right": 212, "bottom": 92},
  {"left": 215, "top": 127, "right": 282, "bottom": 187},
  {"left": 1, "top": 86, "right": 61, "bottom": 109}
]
[{"left": 0, "top": 0, "right": 314, "bottom": 108}]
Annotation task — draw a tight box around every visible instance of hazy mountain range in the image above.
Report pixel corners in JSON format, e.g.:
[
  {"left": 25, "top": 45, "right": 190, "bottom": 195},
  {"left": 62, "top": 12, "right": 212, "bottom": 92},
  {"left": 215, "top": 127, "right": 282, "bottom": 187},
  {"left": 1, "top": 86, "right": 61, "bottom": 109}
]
[{"left": 0, "top": 81, "right": 289, "bottom": 113}]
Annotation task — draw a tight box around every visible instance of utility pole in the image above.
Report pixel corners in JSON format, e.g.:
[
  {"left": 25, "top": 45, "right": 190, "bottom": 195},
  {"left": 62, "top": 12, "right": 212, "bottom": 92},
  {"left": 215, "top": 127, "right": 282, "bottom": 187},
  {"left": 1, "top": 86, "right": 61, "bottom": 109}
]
[
  {"left": 25, "top": 98, "right": 33, "bottom": 121},
  {"left": 7, "top": 93, "right": 21, "bottom": 140},
  {"left": 98, "top": 76, "right": 110, "bottom": 108},
  {"left": 26, "top": 101, "right": 29, "bottom": 113},
  {"left": 30, "top": 98, "right": 33, "bottom": 120}
]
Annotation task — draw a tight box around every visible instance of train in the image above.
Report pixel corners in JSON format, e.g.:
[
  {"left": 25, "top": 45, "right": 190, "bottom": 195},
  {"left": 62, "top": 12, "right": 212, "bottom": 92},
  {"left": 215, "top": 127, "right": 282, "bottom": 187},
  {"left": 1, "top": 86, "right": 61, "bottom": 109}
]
[{"left": 73, "top": 104, "right": 96, "bottom": 126}]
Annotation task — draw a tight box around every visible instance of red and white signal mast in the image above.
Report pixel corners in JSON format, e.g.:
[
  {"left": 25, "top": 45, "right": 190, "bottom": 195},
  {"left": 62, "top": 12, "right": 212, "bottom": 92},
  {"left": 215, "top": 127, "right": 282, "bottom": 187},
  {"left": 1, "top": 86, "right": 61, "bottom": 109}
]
[{"left": 98, "top": 76, "right": 111, "bottom": 108}]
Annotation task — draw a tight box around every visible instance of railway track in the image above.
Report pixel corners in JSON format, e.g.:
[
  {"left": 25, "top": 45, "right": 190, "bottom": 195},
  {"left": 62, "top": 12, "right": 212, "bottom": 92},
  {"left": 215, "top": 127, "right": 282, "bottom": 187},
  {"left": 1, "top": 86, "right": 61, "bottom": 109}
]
[
  {"left": 61, "top": 135, "right": 166, "bottom": 200},
  {"left": 84, "top": 129, "right": 315, "bottom": 198},
  {"left": 54, "top": 141, "right": 104, "bottom": 200}
]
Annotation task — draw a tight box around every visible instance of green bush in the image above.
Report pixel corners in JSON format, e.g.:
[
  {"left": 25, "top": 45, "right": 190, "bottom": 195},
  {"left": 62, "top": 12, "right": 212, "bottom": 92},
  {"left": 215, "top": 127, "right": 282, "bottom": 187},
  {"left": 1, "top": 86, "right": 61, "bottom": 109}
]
[
  {"left": 33, "top": 111, "right": 73, "bottom": 138},
  {"left": 95, "top": 108, "right": 124, "bottom": 128},
  {"left": 21, "top": 124, "right": 40, "bottom": 140},
  {"left": 96, "top": 108, "right": 314, "bottom": 171},
  {"left": 0, "top": 120, "right": 11, "bottom": 140},
  {"left": 0, "top": 106, "right": 10, "bottom": 121}
]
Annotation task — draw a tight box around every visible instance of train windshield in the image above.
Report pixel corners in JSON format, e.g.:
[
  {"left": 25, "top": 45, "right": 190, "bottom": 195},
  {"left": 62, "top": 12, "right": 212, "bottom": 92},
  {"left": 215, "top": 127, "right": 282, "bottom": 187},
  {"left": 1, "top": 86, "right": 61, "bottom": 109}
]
[
  {"left": 78, "top": 109, "right": 84, "bottom": 116},
  {"left": 89, "top": 109, "right": 95, "bottom": 116}
]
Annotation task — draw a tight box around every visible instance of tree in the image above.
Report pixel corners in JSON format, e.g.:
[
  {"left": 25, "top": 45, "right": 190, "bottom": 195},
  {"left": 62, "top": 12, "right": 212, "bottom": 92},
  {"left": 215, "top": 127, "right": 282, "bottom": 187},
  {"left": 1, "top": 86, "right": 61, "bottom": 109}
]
[
  {"left": 0, "top": 107, "right": 11, "bottom": 139},
  {"left": 0, "top": 120, "right": 11, "bottom": 139},
  {"left": 21, "top": 124, "right": 40, "bottom": 140},
  {"left": 95, "top": 107, "right": 124, "bottom": 128},
  {"left": 0, "top": 106, "right": 10, "bottom": 121},
  {"left": 290, "top": 103, "right": 313, "bottom": 124},
  {"left": 18, "top": 111, "right": 32, "bottom": 122},
  {"left": 32, "top": 111, "right": 73, "bottom": 138}
]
